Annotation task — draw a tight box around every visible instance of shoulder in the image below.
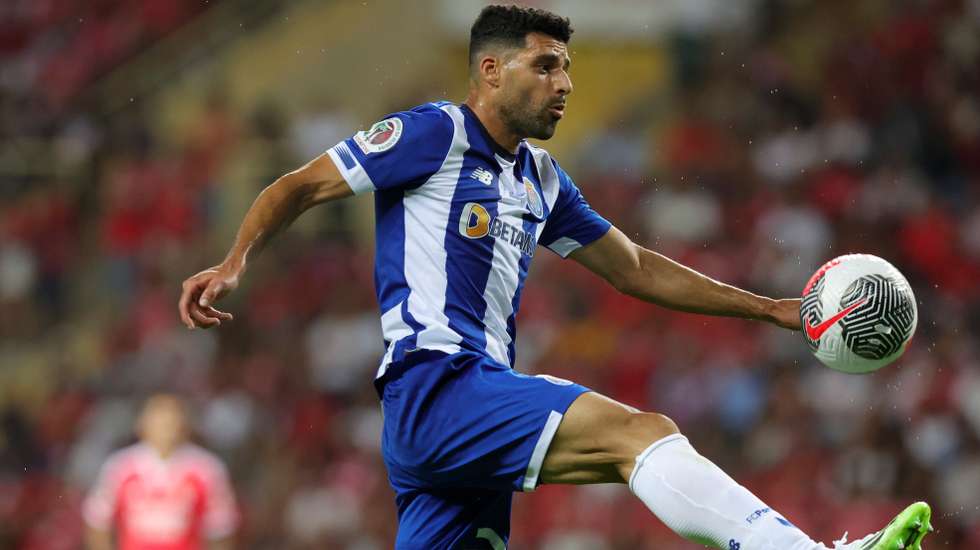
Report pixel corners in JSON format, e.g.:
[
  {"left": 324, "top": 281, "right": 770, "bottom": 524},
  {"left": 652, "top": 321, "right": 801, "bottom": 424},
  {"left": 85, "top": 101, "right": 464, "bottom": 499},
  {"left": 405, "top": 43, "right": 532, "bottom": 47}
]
[
  {"left": 353, "top": 102, "right": 455, "bottom": 155},
  {"left": 400, "top": 102, "right": 455, "bottom": 127},
  {"left": 106, "top": 443, "right": 144, "bottom": 467},
  {"left": 403, "top": 102, "right": 457, "bottom": 140},
  {"left": 177, "top": 444, "right": 229, "bottom": 479},
  {"left": 96, "top": 443, "right": 144, "bottom": 480}
]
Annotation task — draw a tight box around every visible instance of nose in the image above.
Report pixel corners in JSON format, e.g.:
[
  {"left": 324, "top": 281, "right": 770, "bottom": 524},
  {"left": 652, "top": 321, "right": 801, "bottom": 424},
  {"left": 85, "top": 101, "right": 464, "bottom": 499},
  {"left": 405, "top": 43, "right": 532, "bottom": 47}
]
[{"left": 556, "top": 70, "right": 572, "bottom": 97}]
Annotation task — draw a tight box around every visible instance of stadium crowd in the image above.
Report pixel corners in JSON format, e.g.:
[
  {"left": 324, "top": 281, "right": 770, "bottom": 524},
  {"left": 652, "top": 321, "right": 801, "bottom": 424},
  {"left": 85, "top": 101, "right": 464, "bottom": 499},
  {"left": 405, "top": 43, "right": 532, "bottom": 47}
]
[{"left": 1, "top": 1, "right": 978, "bottom": 548}]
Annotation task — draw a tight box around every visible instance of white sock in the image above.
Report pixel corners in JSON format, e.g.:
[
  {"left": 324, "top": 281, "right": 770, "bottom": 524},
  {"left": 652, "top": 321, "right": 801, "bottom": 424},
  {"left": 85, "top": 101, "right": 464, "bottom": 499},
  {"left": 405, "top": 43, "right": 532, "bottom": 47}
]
[{"left": 629, "top": 434, "right": 825, "bottom": 550}]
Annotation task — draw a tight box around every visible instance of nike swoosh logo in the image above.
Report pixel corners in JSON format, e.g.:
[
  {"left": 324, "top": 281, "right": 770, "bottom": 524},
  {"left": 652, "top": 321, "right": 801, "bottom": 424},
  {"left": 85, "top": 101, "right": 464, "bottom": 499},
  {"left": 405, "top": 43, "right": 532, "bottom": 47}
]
[{"left": 805, "top": 299, "right": 867, "bottom": 341}]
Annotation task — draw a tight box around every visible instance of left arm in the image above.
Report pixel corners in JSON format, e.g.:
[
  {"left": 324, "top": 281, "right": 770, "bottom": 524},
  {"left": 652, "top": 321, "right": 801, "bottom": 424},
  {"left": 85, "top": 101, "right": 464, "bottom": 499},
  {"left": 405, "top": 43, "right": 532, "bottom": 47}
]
[{"left": 569, "top": 226, "right": 802, "bottom": 330}]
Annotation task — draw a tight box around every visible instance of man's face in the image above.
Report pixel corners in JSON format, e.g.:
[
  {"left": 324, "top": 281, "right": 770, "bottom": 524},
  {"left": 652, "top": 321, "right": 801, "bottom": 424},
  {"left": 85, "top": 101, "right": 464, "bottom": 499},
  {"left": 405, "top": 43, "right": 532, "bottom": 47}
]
[
  {"left": 138, "top": 395, "right": 187, "bottom": 453},
  {"left": 495, "top": 32, "right": 572, "bottom": 141}
]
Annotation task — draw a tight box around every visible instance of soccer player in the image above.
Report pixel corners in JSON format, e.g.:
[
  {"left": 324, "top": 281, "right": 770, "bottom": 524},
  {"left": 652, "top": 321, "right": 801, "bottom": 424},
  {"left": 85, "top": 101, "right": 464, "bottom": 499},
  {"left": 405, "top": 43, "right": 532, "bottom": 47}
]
[
  {"left": 83, "top": 394, "right": 238, "bottom": 550},
  {"left": 177, "top": 5, "right": 931, "bottom": 549}
]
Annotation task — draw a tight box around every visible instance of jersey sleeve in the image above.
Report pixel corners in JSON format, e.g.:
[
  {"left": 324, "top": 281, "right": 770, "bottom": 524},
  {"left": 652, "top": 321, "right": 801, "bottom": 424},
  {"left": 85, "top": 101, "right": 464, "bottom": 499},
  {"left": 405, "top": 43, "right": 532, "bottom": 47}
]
[
  {"left": 82, "top": 455, "right": 121, "bottom": 531},
  {"left": 202, "top": 458, "right": 239, "bottom": 539},
  {"left": 538, "top": 160, "right": 612, "bottom": 258},
  {"left": 326, "top": 103, "right": 455, "bottom": 194}
]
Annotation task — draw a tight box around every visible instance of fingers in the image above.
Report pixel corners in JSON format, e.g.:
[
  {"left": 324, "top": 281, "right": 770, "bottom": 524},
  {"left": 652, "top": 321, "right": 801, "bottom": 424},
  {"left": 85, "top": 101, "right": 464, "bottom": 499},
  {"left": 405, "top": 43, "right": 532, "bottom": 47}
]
[
  {"left": 766, "top": 298, "right": 802, "bottom": 331},
  {"left": 207, "top": 306, "right": 233, "bottom": 322},
  {"left": 189, "top": 306, "right": 221, "bottom": 328},
  {"left": 179, "top": 278, "right": 204, "bottom": 329},
  {"left": 198, "top": 280, "right": 225, "bottom": 308},
  {"left": 179, "top": 276, "right": 234, "bottom": 329},
  {"left": 187, "top": 303, "right": 233, "bottom": 329}
]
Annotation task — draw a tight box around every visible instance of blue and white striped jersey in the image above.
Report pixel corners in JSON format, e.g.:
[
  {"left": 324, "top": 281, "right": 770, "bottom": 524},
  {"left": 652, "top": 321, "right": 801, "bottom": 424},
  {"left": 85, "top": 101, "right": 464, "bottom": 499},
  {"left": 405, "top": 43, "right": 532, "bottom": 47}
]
[{"left": 327, "top": 102, "right": 611, "bottom": 377}]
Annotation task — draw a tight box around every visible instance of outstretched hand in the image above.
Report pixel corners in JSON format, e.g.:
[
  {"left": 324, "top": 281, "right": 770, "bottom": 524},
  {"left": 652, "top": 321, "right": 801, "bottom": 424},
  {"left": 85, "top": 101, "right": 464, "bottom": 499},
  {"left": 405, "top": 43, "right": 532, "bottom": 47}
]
[
  {"left": 178, "top": 266, "right": 239, "bottom": 329},
  {"left": 768, "top": 298, "right": 802, "bottom": 331}
]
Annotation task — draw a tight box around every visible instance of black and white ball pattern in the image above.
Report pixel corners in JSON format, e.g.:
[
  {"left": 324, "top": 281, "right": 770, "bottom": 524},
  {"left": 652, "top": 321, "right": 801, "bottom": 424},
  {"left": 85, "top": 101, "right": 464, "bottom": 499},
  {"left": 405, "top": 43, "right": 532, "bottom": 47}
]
[{"left": 838, "top": 275, "right": 916, "bottom": 360}]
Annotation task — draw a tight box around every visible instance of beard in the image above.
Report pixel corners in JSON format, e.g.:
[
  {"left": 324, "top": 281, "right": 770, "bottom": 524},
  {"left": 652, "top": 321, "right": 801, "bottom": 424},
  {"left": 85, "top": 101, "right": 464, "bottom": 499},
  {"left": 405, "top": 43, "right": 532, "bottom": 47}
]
[{"left": 498, "top": 92, "right": 559, "bottom": 141}]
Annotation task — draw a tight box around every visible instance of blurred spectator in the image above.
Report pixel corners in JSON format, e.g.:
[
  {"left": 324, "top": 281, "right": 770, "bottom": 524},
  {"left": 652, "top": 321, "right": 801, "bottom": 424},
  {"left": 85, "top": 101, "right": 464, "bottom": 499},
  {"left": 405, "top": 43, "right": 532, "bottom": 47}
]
[{"left": 82, "top": 395, "right": 239, "bottom": 550}]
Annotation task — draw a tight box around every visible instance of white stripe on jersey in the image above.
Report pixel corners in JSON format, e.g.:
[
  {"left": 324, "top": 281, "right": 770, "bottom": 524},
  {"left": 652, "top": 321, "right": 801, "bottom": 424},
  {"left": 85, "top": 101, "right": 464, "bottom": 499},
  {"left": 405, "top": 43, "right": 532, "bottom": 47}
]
[
  {"left": 545, "top": 236, "right": 584, "bottom": 257},
  {"left": 406, "top": 107, "right": 468, "bottom": 351},
  {"left": 378, "top": 302, "right": 414, "bottom": 376},
  {"left": 530, "top": 145, "right": 561, "bottom": 208},
  {"left": 481, "top": 156, "right": 527, "bottom": 365}
]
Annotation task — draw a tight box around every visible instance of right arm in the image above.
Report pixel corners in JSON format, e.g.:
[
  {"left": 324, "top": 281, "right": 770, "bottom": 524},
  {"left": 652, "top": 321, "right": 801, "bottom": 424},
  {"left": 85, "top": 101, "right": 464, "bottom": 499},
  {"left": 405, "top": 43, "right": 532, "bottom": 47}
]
[
  {"left": 179, "top": 105, "right": 455, "bottom": 329},
  {"left": 178, "top": 153, "right": 352, "bottom": 329}
]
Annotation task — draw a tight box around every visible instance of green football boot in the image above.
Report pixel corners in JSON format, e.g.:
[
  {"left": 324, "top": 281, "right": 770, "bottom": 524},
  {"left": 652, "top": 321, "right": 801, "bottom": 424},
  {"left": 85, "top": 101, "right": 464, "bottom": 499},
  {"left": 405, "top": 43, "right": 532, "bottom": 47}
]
[{"left": 833, "top": 502, "right": 932, "bottom": 550}]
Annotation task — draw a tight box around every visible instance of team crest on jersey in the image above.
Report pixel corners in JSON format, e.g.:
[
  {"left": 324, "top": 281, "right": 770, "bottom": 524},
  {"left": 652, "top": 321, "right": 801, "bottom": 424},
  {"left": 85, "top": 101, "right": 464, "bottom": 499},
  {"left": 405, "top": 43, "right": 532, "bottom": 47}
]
[
  {"left": 354, "top": 117, "right": 403, "bottom": 154},
  {"left": 523, "top": 178, "right": 543, "bottom": 218}
]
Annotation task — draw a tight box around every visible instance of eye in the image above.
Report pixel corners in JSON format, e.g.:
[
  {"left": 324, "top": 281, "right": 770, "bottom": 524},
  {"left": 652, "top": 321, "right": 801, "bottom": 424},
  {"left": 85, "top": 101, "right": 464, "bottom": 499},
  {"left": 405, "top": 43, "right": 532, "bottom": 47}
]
[{"left": 537, "top": 66, "right": 549, "bottom": 74}]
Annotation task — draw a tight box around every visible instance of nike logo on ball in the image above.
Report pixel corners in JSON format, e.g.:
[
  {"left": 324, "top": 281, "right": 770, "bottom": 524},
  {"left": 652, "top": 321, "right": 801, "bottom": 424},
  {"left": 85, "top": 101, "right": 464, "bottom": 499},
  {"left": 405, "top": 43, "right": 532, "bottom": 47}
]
[{"left": 805, "top": 299, "right": 867, "bottom": 340}]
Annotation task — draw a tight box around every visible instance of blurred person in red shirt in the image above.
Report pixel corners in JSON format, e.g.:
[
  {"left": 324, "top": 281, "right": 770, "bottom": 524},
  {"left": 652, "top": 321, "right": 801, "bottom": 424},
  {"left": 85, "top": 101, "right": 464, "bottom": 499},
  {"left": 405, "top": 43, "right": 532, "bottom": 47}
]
[{"left": 82, "top": 394, "right": 239, "bottom": 550}]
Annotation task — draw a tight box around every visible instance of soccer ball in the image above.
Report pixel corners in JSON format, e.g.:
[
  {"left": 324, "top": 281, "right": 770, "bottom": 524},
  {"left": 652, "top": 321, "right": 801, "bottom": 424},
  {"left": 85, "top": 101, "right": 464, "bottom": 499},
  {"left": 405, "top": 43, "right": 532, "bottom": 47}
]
[{"left": 800, "top": 254, "right": 917, "bottom": 374}]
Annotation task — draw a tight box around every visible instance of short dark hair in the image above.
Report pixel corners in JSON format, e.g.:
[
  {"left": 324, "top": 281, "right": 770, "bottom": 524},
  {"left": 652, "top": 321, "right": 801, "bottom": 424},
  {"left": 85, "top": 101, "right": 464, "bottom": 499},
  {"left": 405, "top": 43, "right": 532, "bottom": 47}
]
[{"left": 469, "top": 4, "right": 573, "bottom": 68}]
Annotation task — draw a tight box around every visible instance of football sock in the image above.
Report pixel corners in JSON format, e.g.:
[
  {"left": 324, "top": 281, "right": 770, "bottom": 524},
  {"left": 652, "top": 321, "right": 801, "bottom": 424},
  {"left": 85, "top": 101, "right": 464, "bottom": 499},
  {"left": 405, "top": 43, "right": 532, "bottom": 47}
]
[{"left": 629, "top": 434, "right": 823, "bottom": 550}]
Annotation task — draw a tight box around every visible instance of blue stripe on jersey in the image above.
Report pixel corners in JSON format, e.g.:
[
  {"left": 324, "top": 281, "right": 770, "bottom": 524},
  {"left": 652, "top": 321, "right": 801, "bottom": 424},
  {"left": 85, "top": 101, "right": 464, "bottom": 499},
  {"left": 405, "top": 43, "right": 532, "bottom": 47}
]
[
  {"left": 336, "top": 146, "right": 357, "bottom": 170},
  {"left": 394, "top": 299, "right": 426, "bottom": 359},
  {"left": 374, "top": 189, "right": 410, "bottom": 313},
  {"left": 441, "top": 114, "right": 501, "bottom": 354}
]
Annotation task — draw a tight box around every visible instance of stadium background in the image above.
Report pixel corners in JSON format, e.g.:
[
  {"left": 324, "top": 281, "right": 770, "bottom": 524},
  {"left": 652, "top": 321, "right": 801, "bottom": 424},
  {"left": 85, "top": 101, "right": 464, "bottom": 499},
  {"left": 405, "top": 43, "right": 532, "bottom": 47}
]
[{"left": 2, "top": 0, "right": 979, "bottom": 548}]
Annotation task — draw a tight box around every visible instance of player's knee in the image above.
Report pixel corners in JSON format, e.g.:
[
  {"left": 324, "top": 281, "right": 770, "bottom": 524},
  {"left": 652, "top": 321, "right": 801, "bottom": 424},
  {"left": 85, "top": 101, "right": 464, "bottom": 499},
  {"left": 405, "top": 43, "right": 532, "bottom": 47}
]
[
  {"left": 624, "top": 411, "right": 680, "bottom": 444},
  {"left": 609, "top": 411, "right": 678, "bottom": 462},
  {"left": 607, "top": 411, "right": 680, "bottom": 482}
]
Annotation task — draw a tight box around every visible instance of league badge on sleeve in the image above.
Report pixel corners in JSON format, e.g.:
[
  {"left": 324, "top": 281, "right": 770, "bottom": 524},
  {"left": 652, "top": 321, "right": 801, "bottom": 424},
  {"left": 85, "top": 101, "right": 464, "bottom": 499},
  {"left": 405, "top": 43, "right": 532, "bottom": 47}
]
[{"left": 354, "top": 117, "right": 403, "bottom": 154}]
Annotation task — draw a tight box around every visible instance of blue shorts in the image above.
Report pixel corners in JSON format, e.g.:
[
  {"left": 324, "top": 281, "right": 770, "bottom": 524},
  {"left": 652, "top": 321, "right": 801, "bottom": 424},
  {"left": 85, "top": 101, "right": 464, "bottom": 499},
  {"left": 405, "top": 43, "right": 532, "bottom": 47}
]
[{"left": 377, "top": 350, "right": 590, "bottom": 549}]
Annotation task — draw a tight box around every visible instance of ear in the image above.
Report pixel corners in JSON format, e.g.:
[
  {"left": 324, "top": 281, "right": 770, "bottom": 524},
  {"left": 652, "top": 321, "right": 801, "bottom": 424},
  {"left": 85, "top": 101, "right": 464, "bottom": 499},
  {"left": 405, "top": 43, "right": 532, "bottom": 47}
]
[{"left": 478, "top": 54, "right": 502, "bottom": 88}]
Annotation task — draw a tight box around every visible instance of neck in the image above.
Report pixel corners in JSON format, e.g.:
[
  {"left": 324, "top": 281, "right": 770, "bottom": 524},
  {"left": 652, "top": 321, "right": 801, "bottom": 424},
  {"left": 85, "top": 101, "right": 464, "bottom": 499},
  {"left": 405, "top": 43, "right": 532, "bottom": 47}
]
[
  {"left": 463, "top": 94, "right": 521, "bottom": 153},
  {"left": 147, "top": 442, "right": 179, "bottom": 459}
]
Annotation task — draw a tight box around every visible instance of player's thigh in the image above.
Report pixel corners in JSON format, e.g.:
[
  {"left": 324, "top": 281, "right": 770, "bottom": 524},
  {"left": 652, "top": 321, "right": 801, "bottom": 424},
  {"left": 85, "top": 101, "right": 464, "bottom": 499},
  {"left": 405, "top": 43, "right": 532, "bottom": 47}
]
[{"left": 539, "top": 391, "right": 679, "bottom": 485}]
